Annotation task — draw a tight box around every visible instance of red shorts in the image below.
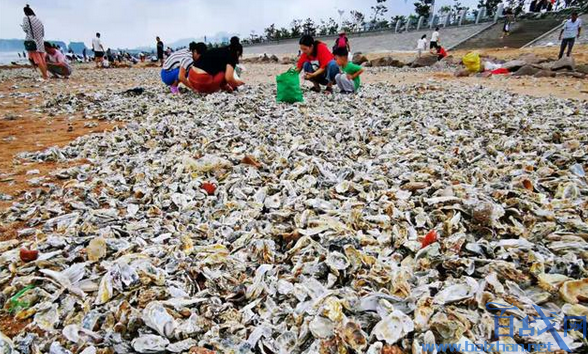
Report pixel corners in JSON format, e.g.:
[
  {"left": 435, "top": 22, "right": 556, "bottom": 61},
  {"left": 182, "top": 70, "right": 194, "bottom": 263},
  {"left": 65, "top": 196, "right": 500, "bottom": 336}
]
[
  {"left": 28, "top": 51, "right": 46, "bottom": 65},
  {"left": 188, "top": 71, "right": 225, "bottom": 94}
]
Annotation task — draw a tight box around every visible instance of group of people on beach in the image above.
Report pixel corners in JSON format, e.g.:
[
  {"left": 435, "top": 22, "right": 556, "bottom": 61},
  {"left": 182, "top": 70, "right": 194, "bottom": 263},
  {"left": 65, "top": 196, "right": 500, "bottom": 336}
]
[
  {"left": 159, "top": 33, "right": 364, "bottom": 95},
  {"left": 20, "top": 3, "right": 582, "bottom": 91},
  {"left": 417, "top": 27, "right": 448, "bottom": 60},
  {"left": 160, "top": 37, "right": 245, "bottom": 94},
  {"left": 21, "top": 4, "right": 72, "bottom": 80}
]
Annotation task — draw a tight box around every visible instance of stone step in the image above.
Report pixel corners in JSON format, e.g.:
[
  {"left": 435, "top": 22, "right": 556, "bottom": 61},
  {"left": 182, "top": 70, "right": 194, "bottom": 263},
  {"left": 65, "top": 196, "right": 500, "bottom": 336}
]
[{"left": 454, "top": 18, "right": 564, "bottom": 50}]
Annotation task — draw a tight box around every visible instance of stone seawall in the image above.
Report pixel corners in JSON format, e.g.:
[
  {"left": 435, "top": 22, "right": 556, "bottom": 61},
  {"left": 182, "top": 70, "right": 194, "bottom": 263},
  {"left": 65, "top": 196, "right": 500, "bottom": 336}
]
[{"left": 244, "top": 23, "right": 491, "bottom": 56}]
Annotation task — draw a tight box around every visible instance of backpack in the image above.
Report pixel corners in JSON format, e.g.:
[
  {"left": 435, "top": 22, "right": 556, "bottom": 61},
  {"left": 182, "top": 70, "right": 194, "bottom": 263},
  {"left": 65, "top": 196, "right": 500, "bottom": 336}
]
[{"left": 336, "top": 37, "right": 347, "bottom": 49}]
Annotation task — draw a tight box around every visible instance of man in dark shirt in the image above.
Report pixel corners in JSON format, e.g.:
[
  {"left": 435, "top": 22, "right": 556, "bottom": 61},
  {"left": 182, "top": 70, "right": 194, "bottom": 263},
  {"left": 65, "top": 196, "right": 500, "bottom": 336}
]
[{"left": 156, "top": 36, "right": 164, "bottom": 67}]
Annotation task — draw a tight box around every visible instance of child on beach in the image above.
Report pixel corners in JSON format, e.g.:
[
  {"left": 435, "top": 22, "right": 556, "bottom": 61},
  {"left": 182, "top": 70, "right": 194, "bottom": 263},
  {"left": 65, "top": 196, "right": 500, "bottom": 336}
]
[
  {"left": 417, "top": 35, "right": 427, "bottom": 58},
  {"left": 435, "top": 46, "right": 448, "bottom": 61},
  {"left": 333, "top": 47, "right": 363, "bottom": 94}
]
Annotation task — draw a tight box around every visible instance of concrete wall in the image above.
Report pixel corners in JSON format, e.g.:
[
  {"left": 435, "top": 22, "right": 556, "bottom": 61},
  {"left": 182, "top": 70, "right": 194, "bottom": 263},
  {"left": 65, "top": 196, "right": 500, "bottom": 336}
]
[
  {"left": 243, "top": 23, "right": 491, "bottom": 56},
  {"left": 530, "top": 14, "right": 588, "bottom": 47},
  {"left": 454, "top": 18, "right": 563, "bottom": 50}
]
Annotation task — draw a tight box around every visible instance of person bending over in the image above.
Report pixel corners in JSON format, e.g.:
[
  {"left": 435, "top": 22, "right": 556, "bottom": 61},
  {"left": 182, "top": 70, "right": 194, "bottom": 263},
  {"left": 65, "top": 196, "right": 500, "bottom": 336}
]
[
  {"left": 189, "top": 37, "right": 244, "bottom": 94},
  {"left": 296, "top": 35, "right": 339, "bottom": 94},
  {"left": 44, "top": 42, "right": 72, "bottom": 78},
  {"left": 436, "top": 46, "right": 447, "bottom": 61},
  {"left": 161, "top": 41, "right": 207, "bottom": 94}
]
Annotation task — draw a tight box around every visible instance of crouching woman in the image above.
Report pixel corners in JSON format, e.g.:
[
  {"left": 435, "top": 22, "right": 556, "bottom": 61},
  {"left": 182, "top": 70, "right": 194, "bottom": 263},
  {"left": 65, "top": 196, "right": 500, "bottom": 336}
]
[
  {"left": 44, "top": 42, "right": 72, "bottom": 78},
  {"left": 296, "top": 35, "right": 339, "bottom": 93},
  {"left": 189, "top": 37, "right": 244, "bottom": 94}
]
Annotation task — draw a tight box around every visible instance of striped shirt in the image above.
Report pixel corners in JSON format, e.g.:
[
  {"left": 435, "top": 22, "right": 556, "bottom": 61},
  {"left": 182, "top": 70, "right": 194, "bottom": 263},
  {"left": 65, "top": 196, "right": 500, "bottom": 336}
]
[
  {"left": 162, "top": 49, "right": 193, "bottom": 71},
  {"left": 22, "top": 16, "right": 45, "bottom": 53}
]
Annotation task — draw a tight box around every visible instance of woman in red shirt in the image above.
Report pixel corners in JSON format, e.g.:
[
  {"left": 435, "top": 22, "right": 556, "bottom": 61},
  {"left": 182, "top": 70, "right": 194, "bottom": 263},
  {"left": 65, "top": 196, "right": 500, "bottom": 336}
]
[{"left": 296, "top": 35, "right": 340, "bottom": 93}]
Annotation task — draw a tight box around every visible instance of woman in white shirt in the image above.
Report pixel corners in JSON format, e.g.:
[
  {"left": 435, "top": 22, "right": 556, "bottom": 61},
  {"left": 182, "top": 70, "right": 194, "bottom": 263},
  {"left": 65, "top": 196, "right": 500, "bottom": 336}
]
[
  {"left": 21, "top": 4, "right": 48, "bottom": 79},
  {"left": 417, "top": 35, "right": 427, "bottom": 58}
]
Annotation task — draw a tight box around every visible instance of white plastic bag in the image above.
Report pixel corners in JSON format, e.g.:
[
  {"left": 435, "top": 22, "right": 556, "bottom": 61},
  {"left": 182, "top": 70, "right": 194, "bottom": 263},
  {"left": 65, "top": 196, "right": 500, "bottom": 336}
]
[{"left": 483, "top": 61, "right": 502, "bottom": 71}]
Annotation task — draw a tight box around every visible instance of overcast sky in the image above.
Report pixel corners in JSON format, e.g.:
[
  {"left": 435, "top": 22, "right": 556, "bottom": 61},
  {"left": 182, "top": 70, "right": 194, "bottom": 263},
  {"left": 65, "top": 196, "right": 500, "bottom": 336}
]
[{"left": 0, "top": 0, "right": 480, "bottom": 48}]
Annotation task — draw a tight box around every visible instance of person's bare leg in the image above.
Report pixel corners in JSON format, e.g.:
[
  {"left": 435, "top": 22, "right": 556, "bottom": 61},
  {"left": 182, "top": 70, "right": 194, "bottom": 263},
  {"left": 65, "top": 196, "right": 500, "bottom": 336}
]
[{"left": 38, "top": 57, "right": 48, "bottom": 80}]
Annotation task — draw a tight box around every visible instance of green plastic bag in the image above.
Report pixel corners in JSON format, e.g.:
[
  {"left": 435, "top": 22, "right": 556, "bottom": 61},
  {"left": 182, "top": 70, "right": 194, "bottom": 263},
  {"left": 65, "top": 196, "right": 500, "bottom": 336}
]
[{"left": 276, "top": 68, "right": 303, "bottom": 103}]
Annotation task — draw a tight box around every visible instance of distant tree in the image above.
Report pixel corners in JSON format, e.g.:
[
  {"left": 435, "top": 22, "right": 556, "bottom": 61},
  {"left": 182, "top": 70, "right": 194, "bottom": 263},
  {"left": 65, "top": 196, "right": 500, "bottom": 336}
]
[
  {"left": 453, "top": 0, "right": 466, "bottom": 11},
  {"left": 249, "top": 30, "right": 260, "bottom": 43},
  {"left": 414, "top": 0, "right": 432, "bottom": 18},
  {"left": 326, "top": 18, "right": 339, "bottom": 35},
  {"left": 369, "top": 0, "right": 389, "bottom": 29},
  {"left": 290, "top": 19, "right": 303, "bottom": 37},
  {"left": 264, "top": 24, "right": 277, "bottom": 41},
  {"left": 341, "top": 19, "right": 354, "bottom": 32},
  {"left": 303, "top": 18, "right": 317, "bottom": 36},
  {"left": 371, "top": 0, "right": 388, "bottom": 22},
  {"left": 390, "top": 15, "right": 405, "bottom": 28},
  {"left": 318, "top": 20, "right": 329, "bottom": 36},
  {"left": 450, "top": 0, "right": 467, "bottom": 22},
  {"left": 350, "top": 10, "right": 366, "bottom": 31},
  {"left": 276, "top": 27, "right": 291, "bottom": 39},
  {"left": 477, "top": 0, "right": 502, "bottom": 15},
  {"left": 439, "top": 5, "right": 452, "bottom": 13},
  {"left": 391, "top": 15, "right": 404, "bottom": 23}
]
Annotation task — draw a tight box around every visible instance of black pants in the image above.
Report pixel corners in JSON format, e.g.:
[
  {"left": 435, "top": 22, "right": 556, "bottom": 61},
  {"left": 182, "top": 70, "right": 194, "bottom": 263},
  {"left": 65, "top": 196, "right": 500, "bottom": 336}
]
[
  {"left": 559, "top": 37, "right": 575, "bottom": 59},
  {"left": 430, "top": 41, "right": 438, "bottom": 50}
]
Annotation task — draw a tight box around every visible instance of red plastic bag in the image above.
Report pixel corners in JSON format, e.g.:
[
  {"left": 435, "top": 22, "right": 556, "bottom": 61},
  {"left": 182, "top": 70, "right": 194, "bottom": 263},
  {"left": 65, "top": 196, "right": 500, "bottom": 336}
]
[{"left": 490, "top": 68, "right": 510, "bottom": 75}]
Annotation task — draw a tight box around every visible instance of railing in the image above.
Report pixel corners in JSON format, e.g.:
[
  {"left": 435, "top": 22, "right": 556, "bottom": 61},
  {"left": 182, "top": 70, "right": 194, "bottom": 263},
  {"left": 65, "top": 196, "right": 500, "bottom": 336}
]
[{"left": 242, "top": 8, "right": 497, "bottom": 47}]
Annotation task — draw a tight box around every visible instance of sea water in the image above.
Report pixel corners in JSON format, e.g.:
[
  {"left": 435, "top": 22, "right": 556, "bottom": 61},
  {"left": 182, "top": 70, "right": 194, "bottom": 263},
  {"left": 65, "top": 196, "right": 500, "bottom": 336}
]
[{"left": 0, "top": 52, "right": 29, "bottom": 65}]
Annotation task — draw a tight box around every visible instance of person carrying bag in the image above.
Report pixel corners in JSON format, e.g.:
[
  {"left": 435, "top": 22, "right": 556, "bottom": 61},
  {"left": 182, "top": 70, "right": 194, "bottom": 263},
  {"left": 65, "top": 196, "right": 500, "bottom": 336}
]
[{"left": 21, "top": 4, "right": 48, "bottom": 79}]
